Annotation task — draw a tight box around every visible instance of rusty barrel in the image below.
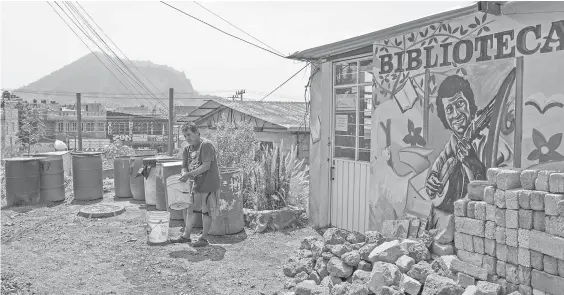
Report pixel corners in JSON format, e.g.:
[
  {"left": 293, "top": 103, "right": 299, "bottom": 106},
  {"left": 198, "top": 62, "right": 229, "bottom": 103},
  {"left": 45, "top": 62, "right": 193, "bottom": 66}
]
[
  {"left": 37, "top": 156, "right": 65, "bottom": 202},
  {"left": 3, "top": 157, "right": 41, "bottom": 206},
  {"left": 72, "top": 152, "right": 103, "bottom": 201},
  {"left": 114, "top": 156, "right": 132, "bottom": 198},
  {"left": 209, "top": 168, "right": 244, "bottom": 236}
]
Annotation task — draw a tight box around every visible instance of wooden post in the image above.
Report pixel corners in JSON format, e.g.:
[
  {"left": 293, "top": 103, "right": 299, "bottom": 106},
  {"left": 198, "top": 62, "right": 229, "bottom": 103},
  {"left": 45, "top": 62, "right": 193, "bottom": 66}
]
[
  {"left": 76, "top": 93, "right": 82, "bottom": 151},
  {"left": 168, "top": 88, "right": 174, "bottom": 156}
]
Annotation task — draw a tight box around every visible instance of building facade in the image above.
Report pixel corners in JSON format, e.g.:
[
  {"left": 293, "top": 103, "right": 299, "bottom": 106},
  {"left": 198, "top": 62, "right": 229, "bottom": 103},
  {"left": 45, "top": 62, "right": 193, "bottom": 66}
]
[
  {"left": 0, "top": 103, "right": 20, "bottom": 149},
  {"left": 106, "top": 110, "right": 174, "bottom": 153}
]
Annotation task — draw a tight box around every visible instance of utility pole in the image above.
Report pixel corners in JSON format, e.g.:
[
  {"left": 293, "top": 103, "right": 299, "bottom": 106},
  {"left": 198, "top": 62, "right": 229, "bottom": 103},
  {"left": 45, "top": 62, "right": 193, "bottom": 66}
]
[
  {"left": 236, "top": 89, "right": 245, "bottom": 101},
  {"left": 76, "top": 93, "right": 82, "bottom": 152},
  {"left": 168, "top": 88, "right": 174, "bottom": 156}
]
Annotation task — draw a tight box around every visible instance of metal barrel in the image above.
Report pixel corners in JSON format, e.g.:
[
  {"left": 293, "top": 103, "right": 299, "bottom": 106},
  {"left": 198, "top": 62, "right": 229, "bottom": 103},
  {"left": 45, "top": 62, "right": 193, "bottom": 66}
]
[
  {"left": 3, "top": 157, "right": 41, "bottom": 206},
  {"left": 209, "top": 167, "right": 244, "bottom": 236},
  {"left": 72, "top": 152, "right": 103, "bottom": 201},
  {"left": 114, "top": 156, "right": 132, "bottom": 198},
  {"left": 143, "top": 156, "right": 177, "bottom": 205},
  {"left": 38, "top": 156, "right": 65, "bottom": 202}
]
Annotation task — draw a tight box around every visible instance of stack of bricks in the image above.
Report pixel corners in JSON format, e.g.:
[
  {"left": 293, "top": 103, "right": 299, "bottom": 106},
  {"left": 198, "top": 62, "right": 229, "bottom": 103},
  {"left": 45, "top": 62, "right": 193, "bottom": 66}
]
[{"left": 454, "top": 168, "right": 564, "bottom": 295}]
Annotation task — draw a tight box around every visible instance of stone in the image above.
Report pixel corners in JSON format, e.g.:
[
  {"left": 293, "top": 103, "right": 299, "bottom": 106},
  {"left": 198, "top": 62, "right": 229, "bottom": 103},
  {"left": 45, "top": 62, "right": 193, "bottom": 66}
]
[
  {"left": 455, "top": 232, "right": 464, "bottom": 250},
  {"left": 400, "top": 275, "right": 422, "bottom": 295},
  {"left": 497, "top": 260, "right": 507, "bottom": 278},
  {"left": 559, "top": 258, "right": 564, "bottom": 277},
  {"left": 519, "top": 210, "right": 534, "bottom": 230},
  {"left": 331, "top": 283, "right": 351, "bottom": 295},
  {"left": 458, "top": 272, "right": 476, "bottom": 287},
  {"left": 507, "top": 246, "right": 519, "bottom": 266},
  {"left": 451, "top": 257, "right": 489, "bottom": 280},
  {"left": 311, "top": 241, "right": 325, "bottom": 259},
  {"left": 345, "top": 231, "right": 365, "bottom": 244},
  {"left": 364, "top": 231, "right": 385, "bottom": 245},
  {"left": 531, "top": 250, "right": 544, "bottom": 271},
  {"left": 357, "top": 260, "right": 371, "bottom": 272},
  {"left": 468, "top": 201, "right": 477, "bottom": 219},
  {"left": 323, "top": 228, "right": 348, "bottom": 245},
  {"left": 431, "top": 257, "right": 454, "bottom": 278},
  {"left": 455, "top": 199, "right": 470, "bottom": 217},
  {"left": 507, "top": 210, "right": 519, "bottom": 229},
  {"left": 401, "top": 239, "right": 430, "bottom": 263},
  {"left": 359, "top": 243, "right": 377, "bottom": 262},
  {"left": 379, "top": 286, "right": 403, "bottom": 295},
  {"left": 543, "top": 255, "right": 558, "bottom": 275},
  {"left": 342, "top": 250, "right": 361, "bottom": 267},
  {"left": 546, "top": 216, "right": 564, "bottom": 242},
  {"left": 531, "top": 269, "right": 564, "bottom": 295},
  {"left": 531, "top": 191, "right": 547, "bottom": 211},
  {"left": 506, "top": 190, "right": 521, "bottom": 210},
  {"left": 351, "top": 243, "right": 364, "bottom": 251},
  {"left": 295, "top": 271, "right": 310, "bottom": 284},
  {"left": 408, "top": 219, "right": 421, "bottom": 239},
  {"left": 422, "top": 274, "right": 464, "bottom": 295},
  {"left": 329, "top": 244, "right": 354, "bottom": 258},
  {"left": 520, "top": 285, "right": 533, "bottom": 295},
  {"left": 348, "top": 284, "right": 370, "bottom": 295},
  {"left": 432, "top": 242, "right": 454, "bottom": 256},
  {"left": 407, "top": 261, "right": 434, "bottom": 283},
  {"left": 352, "top": 270, "right": 371, "bottom": 285},
  {"left": 485, "top": 222, "right": 497, "bottom": 240},
  {"left": 487, "top": 204, "right": 497, "bottom": 222},
  {"left": 496, "top": 209, "right": 506, "bottom": 227},
  {"left": 315, "top": 258, "right": 329, "bottom": 279},
  {"left": 532, "top": 289, "right": 544, "bottom": 295},
  {"left": 284, "top": 278, "right": 296, "bottom": 290},
  {"left": 496, "top": 226, "right": 506, "bottom": 245},
  {"left": 536, "top": 170, "right": 552, "bottom": 192},
  {"left": 485, "top": 186, "right": 497, "bottom": 205},
  {"left": 506, "top": 263, "right": 519, "bottom": 284},
  {"left": 518, "top": 265, "right": 532, "bottom": 285},
  {"left": 519, "top": 229, "right": 531, "bottom": 249},
  {"left": 506, "top": 228, "right": 519, "bottom": 247},
  {"left": 368, "top": 240, "right": 408, "bottom": 264},
  {"left": 558, "top": 200, "right": 564, "bottom": 216},
  {"left": 521, "top": 170, "right": 539, "bottom": 190},
  {"left": 456, "top": 217, "right": 486, "bottom": 237},
  {"left": 497, "top": 243, "right": 508, "bottom": 262},
  {"left": 463, "top": 285, "right": 478, "bottom": 295},
  {"left": 295, "top": 280, "right": 326, "bottom": 295},
  {"left": 367, "top": 262, "right": 401, "bottom": 294},
  {"left": 505, "top": 282, "right": 519, "bottom": 294},
  {"left": 321, "top": 252, "right": 334, "bottom": 261},
  {"left": 545, "top": 193, "right": 564, "bottom": 216},
  {"left": 488, "top": 168, "right": 502, "bottom": 186},
  {"left": 462, "top": 233, "right": 475, "bottom": 251},
  {"left": 519, "top": 247, "right": 532, "bottom": 267},
  {"left": 482, "top": 255, "right": 497, "bottom": 275},
  {"left": 301, "top": 237, "right": 318, "bottom": 250},
  {"left": 485, "top": 239, "right": 497, "bottom": 256},
  {"left": 440, "top": 255, "right": 459, "bottom": 271},
  {"left": 497, "top": 170, "right": 522, "bottom": 190},
  {"left": 458, "top": 249, "right": 484, "bottom": 267},
  {"left": 533, "top": 211, "right": 546, "bottom": 231},
  {"left": 418, "top": 219, "right": 429, "bottom": 237},
  {"left": 381, "top": 220, "right": 410, "bottom": 241},
  {"left": 530, "top": 230, "right": 564, "bottom": 260},
  {"left": 395, "top": 255, "right": 415, "bottom": 273},
  {"left": 474, "top": 236, "right": 486, "bottom": 254},
  {"left": 549, "top": 173, "right": 564, "bottom": 193},
  {"left": 284, "top": 258, "right": 315, "bottom": 277},
  {"left": 495, "top": 190, "right": 507, "bottom": 209},
  {"left": 519, "top": 190, "right": 533, "bottom": 209},
  {"left": 308, "top": 272, "right": 321, "bottom": 285},
  {"left": 327, "top": 257, "right": 353, "bottom": 278},
  {"left": 469, "top": 180, "right": 488, "bottom": 201},
  {"left": 476, "top": 281, "right": 502, "bottom": 295},
  {"left": 435, "top": 214, "right": 456, "bottom": 243},
  {"left": 475, "top": 202, "right": 487, "bottom": 220}
]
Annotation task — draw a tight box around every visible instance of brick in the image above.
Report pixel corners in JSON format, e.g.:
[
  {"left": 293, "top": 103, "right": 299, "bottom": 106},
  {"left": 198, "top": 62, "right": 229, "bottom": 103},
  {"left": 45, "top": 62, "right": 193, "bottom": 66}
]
[
  {"left": 496, "top": 208, "right": 506, "bottom": 227},
  {"left": 475, "top": 201, "right": 487, "bottom": 220},
  {"left": 506, "top": 190, "right": 520, "bottom": 210},
  {"left": 467, "top": 201, "right": 476, "bottom": 219},
  {"left": 497, "top": 170, "right": 522, "bottom": 190},
  {"left": 519, "top": 265, "right": 532, "bottom": 285},
  {"left": 474, "top": 236, "right": 485, "bottom": 254},
  {"left": 506, "top": 210, "right": 519, "bottom": 229},
  {"left": 497, "top": 260, "right": 507, "bottom": 277},
  {"left": 451, "top": 257, "right": 489, "bottom": 280},
  {"left": 559, "top": 258, "right": 564, "bottom": 277},
  {"left": 545, "top": 215, "right": 564, "bottom": 238},
  {"left": 519, "top": 190, "right": 533, "bottom": 209},
  {"left": 506, "top": 228, "right": 518, "bottom": 247},
  {"left": 495, "top": 189, "right": 507, "bottom": 209},
  {"left": 519, "top": 284, "right": 533, "bottom": 295},
  {"left": 506, "top": 263, "right": 519, "bottom": 284},
  {"left": 507, "top": 246, "right": 519, "bottom": 265},
  {"left": 521, "top": 170, "right": 539, "bottom": 190},
  {"left": 531, "top": 250, "right": 544, "bottom": 271},
  {"left": 558, "top": 200, "right": 564, "bottom": 216},
  {"left": 531, "top": 269, "right": 564, "bottom": 294},
  {"left": 535, "top": 170, "right": 552, "bottom": 192},
  {"left": 488, "top": 168, "right": 502, "bottom": 187},
  {"left": 544, "top": 255, "right": 558, "bottom": 275},
  {"left": 485, "top": 221, "right": 497, "bottom": 240},
  {"left": 519, "top": 247, "right": 532, "bottom": 267},
  {"left": 487, "top": 204, "right": 497, "bottom": 221},
  {"left": 497, "top": 278, "right": 508, "bottom": 293},
  {"left": 485, "top": 186, "right": 496, "bottom": 205},
  {"left": 519, "top": 209, "right": 534, "bottom": 230},
  {"left": 531, "top": 191, "right": 547, "bottom": 211},
  {"left": 496, "top": 226, "right": 506, "bottom": 245},
  {"left": 533, "top": 211, "right": 546, "bottom": 231},
  {"left": 519, "top": 229, "right": 531, "bottom": 249},
  {"left": 545, "top": 193, "right": 564, "bottom": 215},
  {"left": 483, "top": 255, "right": 497, "bottom": 275},
  {"left": 529, "top": 230, "right": 564, "bottom": 260},
  {"left": 458, "top": 249, "right": 484, "bottom": 267},
  {"left": 497, "top": 243, "right": 508, "bottom": 262},
  {"left": 457, "top": 272, "right": 475, "bottom": 287},
  {"left": 476, "top": 281, "right": 502, "bottom": 295},
  {"left": 485, "top": 238, "right": 497, "bottom": 256},
  {"left": 549, "top": 173, "right": 564, "bottom": 193},
  {"left": 468, "top": 180, "right": 488, "bottom": 201},
  {"left": 454, "top": 232, "right": 463, "bottom": 250},
  {"left": 462, "top": 233, "right": 474, "bottom": 252},
  {"left": 455, "top": 217, "right": 485, "bottom": 237},
  {"left": 454, "top": 198, "right": 469, "bottom": 217},
  {"left": 505, "top": 281, "right": 519, "bottom": 294}
]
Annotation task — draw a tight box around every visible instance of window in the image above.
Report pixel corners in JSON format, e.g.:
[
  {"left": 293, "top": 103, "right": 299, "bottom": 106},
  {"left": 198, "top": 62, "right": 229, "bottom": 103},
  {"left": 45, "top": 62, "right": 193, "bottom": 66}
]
[
  {"left": 71, "top": 122, "right": 77, "bottom": 131},
  {"left": 98, "top": 123, "right": 104, "bottom": 132},
  {"left": 333, "top": 57, "right": 373, "bottom": 162},
  {"left": 58, "top": 122, "right": 64, "bottom": 132}
]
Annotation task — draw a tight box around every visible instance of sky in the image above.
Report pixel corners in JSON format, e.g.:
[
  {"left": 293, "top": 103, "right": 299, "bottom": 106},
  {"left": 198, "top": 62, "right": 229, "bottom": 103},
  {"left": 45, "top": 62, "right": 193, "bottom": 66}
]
[{"left": 1, "top": 1, "right": 469, "bottom": 102}]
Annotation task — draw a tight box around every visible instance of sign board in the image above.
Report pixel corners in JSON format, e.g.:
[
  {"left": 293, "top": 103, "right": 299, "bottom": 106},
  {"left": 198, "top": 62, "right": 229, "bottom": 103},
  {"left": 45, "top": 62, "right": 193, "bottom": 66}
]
[
  {"left": 335, "top": 94, "right": 356, "bottom": 111},
  {"left": 335, "top": 115, "right": 349, "bottom": 132}
]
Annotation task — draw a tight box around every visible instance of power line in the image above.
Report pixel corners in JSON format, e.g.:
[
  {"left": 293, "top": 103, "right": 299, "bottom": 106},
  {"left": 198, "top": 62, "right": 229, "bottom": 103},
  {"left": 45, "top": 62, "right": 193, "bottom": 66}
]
[
  {"left": 160, "top": 1, "right": 287, "bottom": 59},
  {"left": 192, "top": 1, "right": 283, "bottom": 56},
  {"left": 260, "top": 63, "right": 309, "bottom": 101}
]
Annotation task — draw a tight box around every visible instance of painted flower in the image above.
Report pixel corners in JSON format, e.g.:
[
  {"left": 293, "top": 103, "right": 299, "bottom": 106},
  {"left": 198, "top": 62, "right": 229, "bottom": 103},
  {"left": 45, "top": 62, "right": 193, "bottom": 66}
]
[
  {"left": 527, "top": 128, "right": 564, "bottom": 163},
  {"left": 403, "top": 119, "right": 426, "bottom": 147}
]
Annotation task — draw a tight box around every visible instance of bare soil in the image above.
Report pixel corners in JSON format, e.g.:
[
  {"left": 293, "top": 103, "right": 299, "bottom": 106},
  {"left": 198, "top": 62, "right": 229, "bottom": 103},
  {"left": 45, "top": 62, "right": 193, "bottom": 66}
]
[{"left": 1, "top": 188, "right": 320, "bottom": 295}]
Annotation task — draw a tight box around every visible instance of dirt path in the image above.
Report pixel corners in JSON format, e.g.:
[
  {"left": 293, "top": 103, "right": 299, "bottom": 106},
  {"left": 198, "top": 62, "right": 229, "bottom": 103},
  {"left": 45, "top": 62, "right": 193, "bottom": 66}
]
[{"left": 1, "top": 191, "right": 319, "bottom": 295}]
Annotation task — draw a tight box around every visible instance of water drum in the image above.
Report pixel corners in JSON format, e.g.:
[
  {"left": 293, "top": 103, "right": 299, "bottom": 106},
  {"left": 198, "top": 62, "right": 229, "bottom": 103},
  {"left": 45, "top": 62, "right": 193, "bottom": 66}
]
[
  {"left": 166, "top": 175, "right": 194, "bottom": 210},
  {"left": 146, "top": 211, "right": 170, "bottom": 244}
]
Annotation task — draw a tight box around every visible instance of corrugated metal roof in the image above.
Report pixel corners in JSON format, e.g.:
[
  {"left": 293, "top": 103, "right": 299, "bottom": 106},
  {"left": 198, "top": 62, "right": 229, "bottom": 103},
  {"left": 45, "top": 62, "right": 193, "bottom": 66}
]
[{"left": 186, "top": 98, "right": 309, "bottom": 131}]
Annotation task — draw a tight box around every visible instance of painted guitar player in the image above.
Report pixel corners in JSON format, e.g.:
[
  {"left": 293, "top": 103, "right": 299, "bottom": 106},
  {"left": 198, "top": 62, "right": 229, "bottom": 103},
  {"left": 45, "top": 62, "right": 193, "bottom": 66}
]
[{"left": 426, "top": 68, "right": 516, "bottom": 213}]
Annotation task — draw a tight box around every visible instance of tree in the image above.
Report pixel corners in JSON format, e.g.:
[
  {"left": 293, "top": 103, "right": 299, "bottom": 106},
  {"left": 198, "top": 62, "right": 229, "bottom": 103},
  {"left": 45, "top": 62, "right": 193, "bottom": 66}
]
[
  {"left": 15, "top": 103, "right": 47, "bottom": 154},
  {"left": 2, "top": 91, "right": 10, "bottom": 99}
]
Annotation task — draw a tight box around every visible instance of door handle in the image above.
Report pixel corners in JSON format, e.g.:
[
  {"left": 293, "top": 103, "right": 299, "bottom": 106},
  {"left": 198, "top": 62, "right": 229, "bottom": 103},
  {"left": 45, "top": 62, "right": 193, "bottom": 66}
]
[{"left": 330, "top": 166, "right": 335, "bottom": 180}]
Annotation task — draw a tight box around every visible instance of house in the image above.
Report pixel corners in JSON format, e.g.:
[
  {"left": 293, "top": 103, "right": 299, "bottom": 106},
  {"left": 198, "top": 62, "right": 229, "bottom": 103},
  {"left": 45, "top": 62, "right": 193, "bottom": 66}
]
[
  {"left": 287, "top": 1, "right": 564, "bottom": 232},
  {"left": 106, "top": 109, "right": 172, "bottom": 153},
  {"left": 183, "top": 98, "right": 310, "bottom": 163},
  {"left": 0, "top": 102, "right": 19, "bottom": 149}
]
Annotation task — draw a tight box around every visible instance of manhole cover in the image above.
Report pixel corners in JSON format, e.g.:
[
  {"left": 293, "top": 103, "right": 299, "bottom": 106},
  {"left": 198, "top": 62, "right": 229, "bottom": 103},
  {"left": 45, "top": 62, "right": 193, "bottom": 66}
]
[{"left": 78, "top": 204, "right": 125, "bottom": 218}]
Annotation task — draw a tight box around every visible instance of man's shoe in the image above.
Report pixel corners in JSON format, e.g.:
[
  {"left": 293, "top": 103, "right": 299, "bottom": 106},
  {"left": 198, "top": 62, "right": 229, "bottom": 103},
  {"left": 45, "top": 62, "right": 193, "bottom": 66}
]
[
  {"left": 170, "top": 235, "right": 191, "bottom": 244},
  {"left": 192, "top": 237, "right": 209, "bottom": 247}
]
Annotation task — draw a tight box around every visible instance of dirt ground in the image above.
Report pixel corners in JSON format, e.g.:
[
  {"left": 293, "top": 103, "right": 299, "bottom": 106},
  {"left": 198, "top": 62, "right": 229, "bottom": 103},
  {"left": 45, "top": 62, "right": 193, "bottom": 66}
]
[{"left": 1, "top": 188, "right": 320, "bottom": 295}]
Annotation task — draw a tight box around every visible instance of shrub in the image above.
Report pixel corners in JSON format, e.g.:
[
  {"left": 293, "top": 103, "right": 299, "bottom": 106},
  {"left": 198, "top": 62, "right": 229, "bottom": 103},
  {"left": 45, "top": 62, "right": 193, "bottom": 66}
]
[{"left": 102, "top": 140, "right": 135, "bottom": 169}]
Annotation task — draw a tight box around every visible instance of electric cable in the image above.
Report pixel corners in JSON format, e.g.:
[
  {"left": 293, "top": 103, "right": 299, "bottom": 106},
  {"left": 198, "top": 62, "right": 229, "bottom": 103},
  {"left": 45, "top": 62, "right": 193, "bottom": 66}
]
[{"left": 259, "top": 62, "right": 309, "bottom": 101}]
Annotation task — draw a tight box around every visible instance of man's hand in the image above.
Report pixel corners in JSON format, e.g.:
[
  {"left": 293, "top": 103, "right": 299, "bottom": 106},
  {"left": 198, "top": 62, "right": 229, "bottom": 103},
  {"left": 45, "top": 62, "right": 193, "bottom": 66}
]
[
  {"left": 456, "top": 140, "right": 472, "bottom": 162},
  {"left": 426, "top": 172, "right": 442, "bottom": 199}
]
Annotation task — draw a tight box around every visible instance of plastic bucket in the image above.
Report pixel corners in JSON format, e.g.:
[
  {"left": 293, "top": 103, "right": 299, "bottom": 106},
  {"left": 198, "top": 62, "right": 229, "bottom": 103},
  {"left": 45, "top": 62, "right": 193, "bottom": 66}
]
[
  {"left": 146, "top": 211, "right": 170, "bottom": 244},
  {"left": 166, "top": 175, "right": 193, "bottom": 211}
]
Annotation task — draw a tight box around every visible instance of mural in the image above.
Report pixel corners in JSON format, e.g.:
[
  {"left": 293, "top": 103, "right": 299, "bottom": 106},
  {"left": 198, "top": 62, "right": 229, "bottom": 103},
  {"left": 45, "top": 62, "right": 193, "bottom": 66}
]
[{"left": 368, "top": 10, "right": 564, "bottom": 231}]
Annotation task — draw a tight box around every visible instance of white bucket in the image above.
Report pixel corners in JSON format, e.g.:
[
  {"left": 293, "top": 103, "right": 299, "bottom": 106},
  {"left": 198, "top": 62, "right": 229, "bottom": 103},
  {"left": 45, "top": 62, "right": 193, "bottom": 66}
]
[
  {"left": 146, "top": 211, "right": 170, "bottom": 244},
  {"left": 166, "top": 175, "right": 193, "bottom": 211}
]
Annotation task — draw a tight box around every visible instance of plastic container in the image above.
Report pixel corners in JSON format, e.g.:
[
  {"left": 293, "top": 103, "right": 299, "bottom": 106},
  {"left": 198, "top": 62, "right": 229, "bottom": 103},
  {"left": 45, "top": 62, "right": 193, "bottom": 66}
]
[
  {"left": 143, "top": 157, "right": 177, "bottom": 205},
  {"left": 3, "top": 157, "right": 41, "bottom": 206},
  {"left": 129, "top": 156, "right": 146, "bottom": 201},
  {"left": 114, "top": 156, "right": 132, "bottom": 198},
  {"left": 166, "top": 175, "right": 193, "bottom": 210},
  {"left": 209, "top": 168, "right": 245, "bottom": 236},
  {"left": 72, "top": 152, "right": 103, "bottom": 201},
  {"left": 146, "top": 211, "right": 170, "bottom": 244},
  {"left": 38, "top": 156, "right": 65, "bottom": 202}
]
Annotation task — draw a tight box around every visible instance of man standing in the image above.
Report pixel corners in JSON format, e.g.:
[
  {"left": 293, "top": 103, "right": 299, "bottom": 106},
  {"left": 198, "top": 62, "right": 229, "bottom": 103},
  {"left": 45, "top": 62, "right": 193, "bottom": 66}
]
[{"left": 170, "top": 122, "right": 220, "bottom": 247}]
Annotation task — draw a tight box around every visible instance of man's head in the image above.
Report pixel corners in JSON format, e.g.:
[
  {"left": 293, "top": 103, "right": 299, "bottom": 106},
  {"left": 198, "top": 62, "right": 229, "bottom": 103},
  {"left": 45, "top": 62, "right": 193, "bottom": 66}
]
[
  {"left": 436, "top": 75, "right": 477, "bottom": 135},
  {"left": 181, "top": 122, "right": 200, "bottom": 145}
]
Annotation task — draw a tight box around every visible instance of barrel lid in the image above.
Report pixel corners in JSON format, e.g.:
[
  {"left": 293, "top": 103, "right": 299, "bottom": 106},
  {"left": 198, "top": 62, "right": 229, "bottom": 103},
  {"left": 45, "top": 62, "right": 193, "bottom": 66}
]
[
  {"left": 33, "top": 151, "right": 70, "bottom": 156},
  {"left": 71, "top": 151, "right": 104, "bottom": 156},
  {"left": 78, "top": 204, "right": 125, "bottom": 218},
  {"left": 161, "top": 161, "right": 183, "bottom": 168},
  {"left": 3, "top": 157, "right": 43, "bottom": 162}
]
